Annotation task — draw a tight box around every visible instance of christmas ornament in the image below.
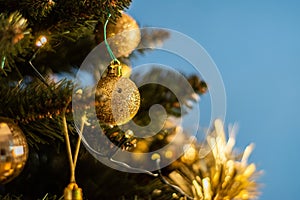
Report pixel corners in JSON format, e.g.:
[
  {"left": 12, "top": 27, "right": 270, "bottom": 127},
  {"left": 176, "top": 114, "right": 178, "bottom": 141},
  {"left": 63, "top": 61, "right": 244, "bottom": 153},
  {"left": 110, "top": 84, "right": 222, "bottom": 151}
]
[
  {"left": 0, "top": 117, "right": 28, "bottom": 184},
  {"left": 64, "top": 183, "right": 83, "bottom": 200},
  {"left": 95, "top": 12, "right": 141, "bottom": 57},
  {"left": 95, "top": 61, "right": 140, "bottom": 125}
]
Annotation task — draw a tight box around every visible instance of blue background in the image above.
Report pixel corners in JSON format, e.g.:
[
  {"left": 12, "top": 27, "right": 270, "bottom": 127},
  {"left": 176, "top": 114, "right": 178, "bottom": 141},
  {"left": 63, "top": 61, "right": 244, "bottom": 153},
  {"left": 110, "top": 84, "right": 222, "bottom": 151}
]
[{"left": 128, "top": 1, "right": 300, "bottom": 199}]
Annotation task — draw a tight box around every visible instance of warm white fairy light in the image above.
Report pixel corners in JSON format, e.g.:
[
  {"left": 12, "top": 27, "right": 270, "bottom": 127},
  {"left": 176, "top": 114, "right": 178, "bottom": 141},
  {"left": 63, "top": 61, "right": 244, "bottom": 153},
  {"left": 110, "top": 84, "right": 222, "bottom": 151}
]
[{"left": 35, "top": 35, "right": 47, "bottom": 47}]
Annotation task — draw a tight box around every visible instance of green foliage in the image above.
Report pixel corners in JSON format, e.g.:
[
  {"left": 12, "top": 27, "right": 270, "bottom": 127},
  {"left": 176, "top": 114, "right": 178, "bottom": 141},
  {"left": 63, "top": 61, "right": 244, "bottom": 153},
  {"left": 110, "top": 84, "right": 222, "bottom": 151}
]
[
  {"left": 19, "top": 0, "right": 56, "bottom": 21},
  {"left": 0, "top": 0, "right": 132, "bottom": 78},
  {"left": 0, "top": 12, "right": 32, "bottom": 77},
  {"left": 0, "top": 1, "right": 219, "bottom": 200},
  {"left": 0, "top": 0, "right": 131, "bottom": 24},
  {"left": 0, "top": 67, "right": 205, "bottom": 147},
  {"left": 0, "top": 78, "right": 74, "bottom": 145}
]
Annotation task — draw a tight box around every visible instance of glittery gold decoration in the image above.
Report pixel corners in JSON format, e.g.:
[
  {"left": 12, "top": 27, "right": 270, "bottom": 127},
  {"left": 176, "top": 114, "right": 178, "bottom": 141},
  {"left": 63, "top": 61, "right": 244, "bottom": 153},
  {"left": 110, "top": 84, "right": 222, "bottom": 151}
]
[
  {"left": 95, "top": 12, "right": 141, "bottom": 57},
  {"left": 0, "top": 117, "right": 28, "bottom": 184},
  {"left": 164, "top": 119, "right": 260, "bottom": 200},
  {"left": 95, "top": 63, "right": 140, "bottom": 125}
]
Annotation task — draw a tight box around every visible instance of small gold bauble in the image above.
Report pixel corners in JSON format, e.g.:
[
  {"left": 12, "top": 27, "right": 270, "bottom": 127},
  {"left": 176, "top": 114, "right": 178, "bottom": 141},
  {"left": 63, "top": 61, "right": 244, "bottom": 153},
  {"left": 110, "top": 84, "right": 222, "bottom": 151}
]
[
  {"left": 0, "top": 117, "right": 28, "bottom": 184},
  {"left": 95, "top": 64, "right": 140, "bottom": 125},
  {"left": 95, "top": 12, "right": 141, "bottom": 57}
]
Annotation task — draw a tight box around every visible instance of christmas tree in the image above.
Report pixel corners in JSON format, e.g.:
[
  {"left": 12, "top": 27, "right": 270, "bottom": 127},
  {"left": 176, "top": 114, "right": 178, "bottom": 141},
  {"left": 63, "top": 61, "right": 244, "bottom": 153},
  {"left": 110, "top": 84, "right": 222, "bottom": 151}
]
[{"left": 0, "top": 1, "right": 260, "bottom": 199}]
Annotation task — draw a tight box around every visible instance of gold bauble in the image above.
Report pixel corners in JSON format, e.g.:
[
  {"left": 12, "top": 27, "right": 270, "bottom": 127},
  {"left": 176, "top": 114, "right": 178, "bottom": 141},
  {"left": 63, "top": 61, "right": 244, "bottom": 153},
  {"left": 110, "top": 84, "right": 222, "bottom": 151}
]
[
  {"left": 0, "top": 117, "right": 28, "bottom": 184},
  {"left": 95, "top": 12, "right": 141, "bottom": 57},
  {"left": 95, "top": 63, "right": 140, "bottom": 125}
]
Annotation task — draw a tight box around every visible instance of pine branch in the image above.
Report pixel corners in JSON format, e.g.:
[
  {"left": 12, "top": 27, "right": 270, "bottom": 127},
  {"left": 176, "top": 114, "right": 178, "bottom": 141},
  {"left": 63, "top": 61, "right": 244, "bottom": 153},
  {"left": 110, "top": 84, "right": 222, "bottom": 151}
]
[
  {"left": 0, "top": 78, "right": 74, "bottom": 145},
  {"left": 0, "top": 0, "right": 131, "bottom": 24},
  {"left": 0, "top": 0, "right": 132, "bottom": 77},
  {"left": 18, "top": 0, "right": 56, "bottom": 21},
  {"left": 0, "top": 12, "right": 32, "bottom": 77},
  {"left": 0, "top": 67, "right": 206, "bottom": 147}
]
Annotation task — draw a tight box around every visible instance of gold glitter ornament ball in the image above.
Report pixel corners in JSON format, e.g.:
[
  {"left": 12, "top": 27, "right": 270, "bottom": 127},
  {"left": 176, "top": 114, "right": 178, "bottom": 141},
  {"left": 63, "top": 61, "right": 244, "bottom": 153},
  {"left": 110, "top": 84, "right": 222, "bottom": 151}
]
[
  {"left": 95, "top": 64, "right": 140, "bottom": 126},
  {"left": 95, "top": 12, "right": 141, "bottom": 57},
  {"left": 0, "top": 117, "right": 28, "bottom": 184}
]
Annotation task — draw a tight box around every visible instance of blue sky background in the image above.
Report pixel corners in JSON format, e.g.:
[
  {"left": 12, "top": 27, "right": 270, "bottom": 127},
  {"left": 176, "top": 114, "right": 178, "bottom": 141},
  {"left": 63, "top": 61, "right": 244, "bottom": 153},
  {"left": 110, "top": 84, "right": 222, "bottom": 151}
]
[{"left": 128, "top": 1, "right": 300, "bottom": 199}]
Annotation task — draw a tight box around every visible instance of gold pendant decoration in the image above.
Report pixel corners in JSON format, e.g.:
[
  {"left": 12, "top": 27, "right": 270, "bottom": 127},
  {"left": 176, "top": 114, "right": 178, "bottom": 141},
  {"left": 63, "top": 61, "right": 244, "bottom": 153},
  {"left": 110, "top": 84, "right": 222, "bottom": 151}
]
[{"left": 95, "top": 61, "right": 140, "bottom": 125}]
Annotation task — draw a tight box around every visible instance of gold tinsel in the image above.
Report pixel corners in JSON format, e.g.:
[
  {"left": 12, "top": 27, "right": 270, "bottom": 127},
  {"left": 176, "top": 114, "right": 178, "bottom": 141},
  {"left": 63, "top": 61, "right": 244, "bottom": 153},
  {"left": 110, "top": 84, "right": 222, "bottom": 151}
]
[
  {"left": 164, "top": 119, "right": 260, "bottom": 200},
  {"left": 130, "top": 118, "right": 260, "bottom": 199}
]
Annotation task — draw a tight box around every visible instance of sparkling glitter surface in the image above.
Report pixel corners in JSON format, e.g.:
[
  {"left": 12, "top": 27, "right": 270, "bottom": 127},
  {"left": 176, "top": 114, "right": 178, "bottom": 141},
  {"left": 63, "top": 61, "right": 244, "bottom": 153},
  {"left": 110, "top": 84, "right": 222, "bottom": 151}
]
[
  {"left": 95, "top": 74, "right": 140, "bottom": 125},
  {"left": 0, "top": 117, "right": 28, "bottom": 184}
]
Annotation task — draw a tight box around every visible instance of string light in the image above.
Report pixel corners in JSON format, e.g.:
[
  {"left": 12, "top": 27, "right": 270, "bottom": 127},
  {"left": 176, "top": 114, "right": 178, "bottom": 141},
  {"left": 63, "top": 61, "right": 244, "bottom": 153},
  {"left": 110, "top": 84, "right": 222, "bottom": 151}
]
[
  {"left": 35, "top": 35, "right": 47, "bottom": 47},
  {"left": 29, "top": 35, "right": 49, "bottom": 86}
]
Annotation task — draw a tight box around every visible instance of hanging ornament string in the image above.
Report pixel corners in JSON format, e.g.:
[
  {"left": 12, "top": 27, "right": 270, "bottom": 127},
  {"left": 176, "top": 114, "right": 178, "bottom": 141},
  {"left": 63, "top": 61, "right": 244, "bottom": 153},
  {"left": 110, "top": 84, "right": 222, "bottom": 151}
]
[
  {"left": 61, "top": 101, "right": 86, "bottom": 182},
  {"left": 104, "top": 14, "right": 122, "bottom": 76},
  {"left": 104, "top": 14, "right": 118, "bottom": 62},
  {"left": 61, "top": 99, "right": 84, "bottom": 199},
  {"left": 61, "top": 100, "right": 75, "bottom": 183}
]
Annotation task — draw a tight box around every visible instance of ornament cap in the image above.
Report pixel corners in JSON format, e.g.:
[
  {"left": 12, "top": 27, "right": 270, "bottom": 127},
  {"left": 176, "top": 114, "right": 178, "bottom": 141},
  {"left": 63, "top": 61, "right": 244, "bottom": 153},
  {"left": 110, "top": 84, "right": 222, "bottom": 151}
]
[{"left": 107, "top": 60, "right": 122, "bottom": 77}]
